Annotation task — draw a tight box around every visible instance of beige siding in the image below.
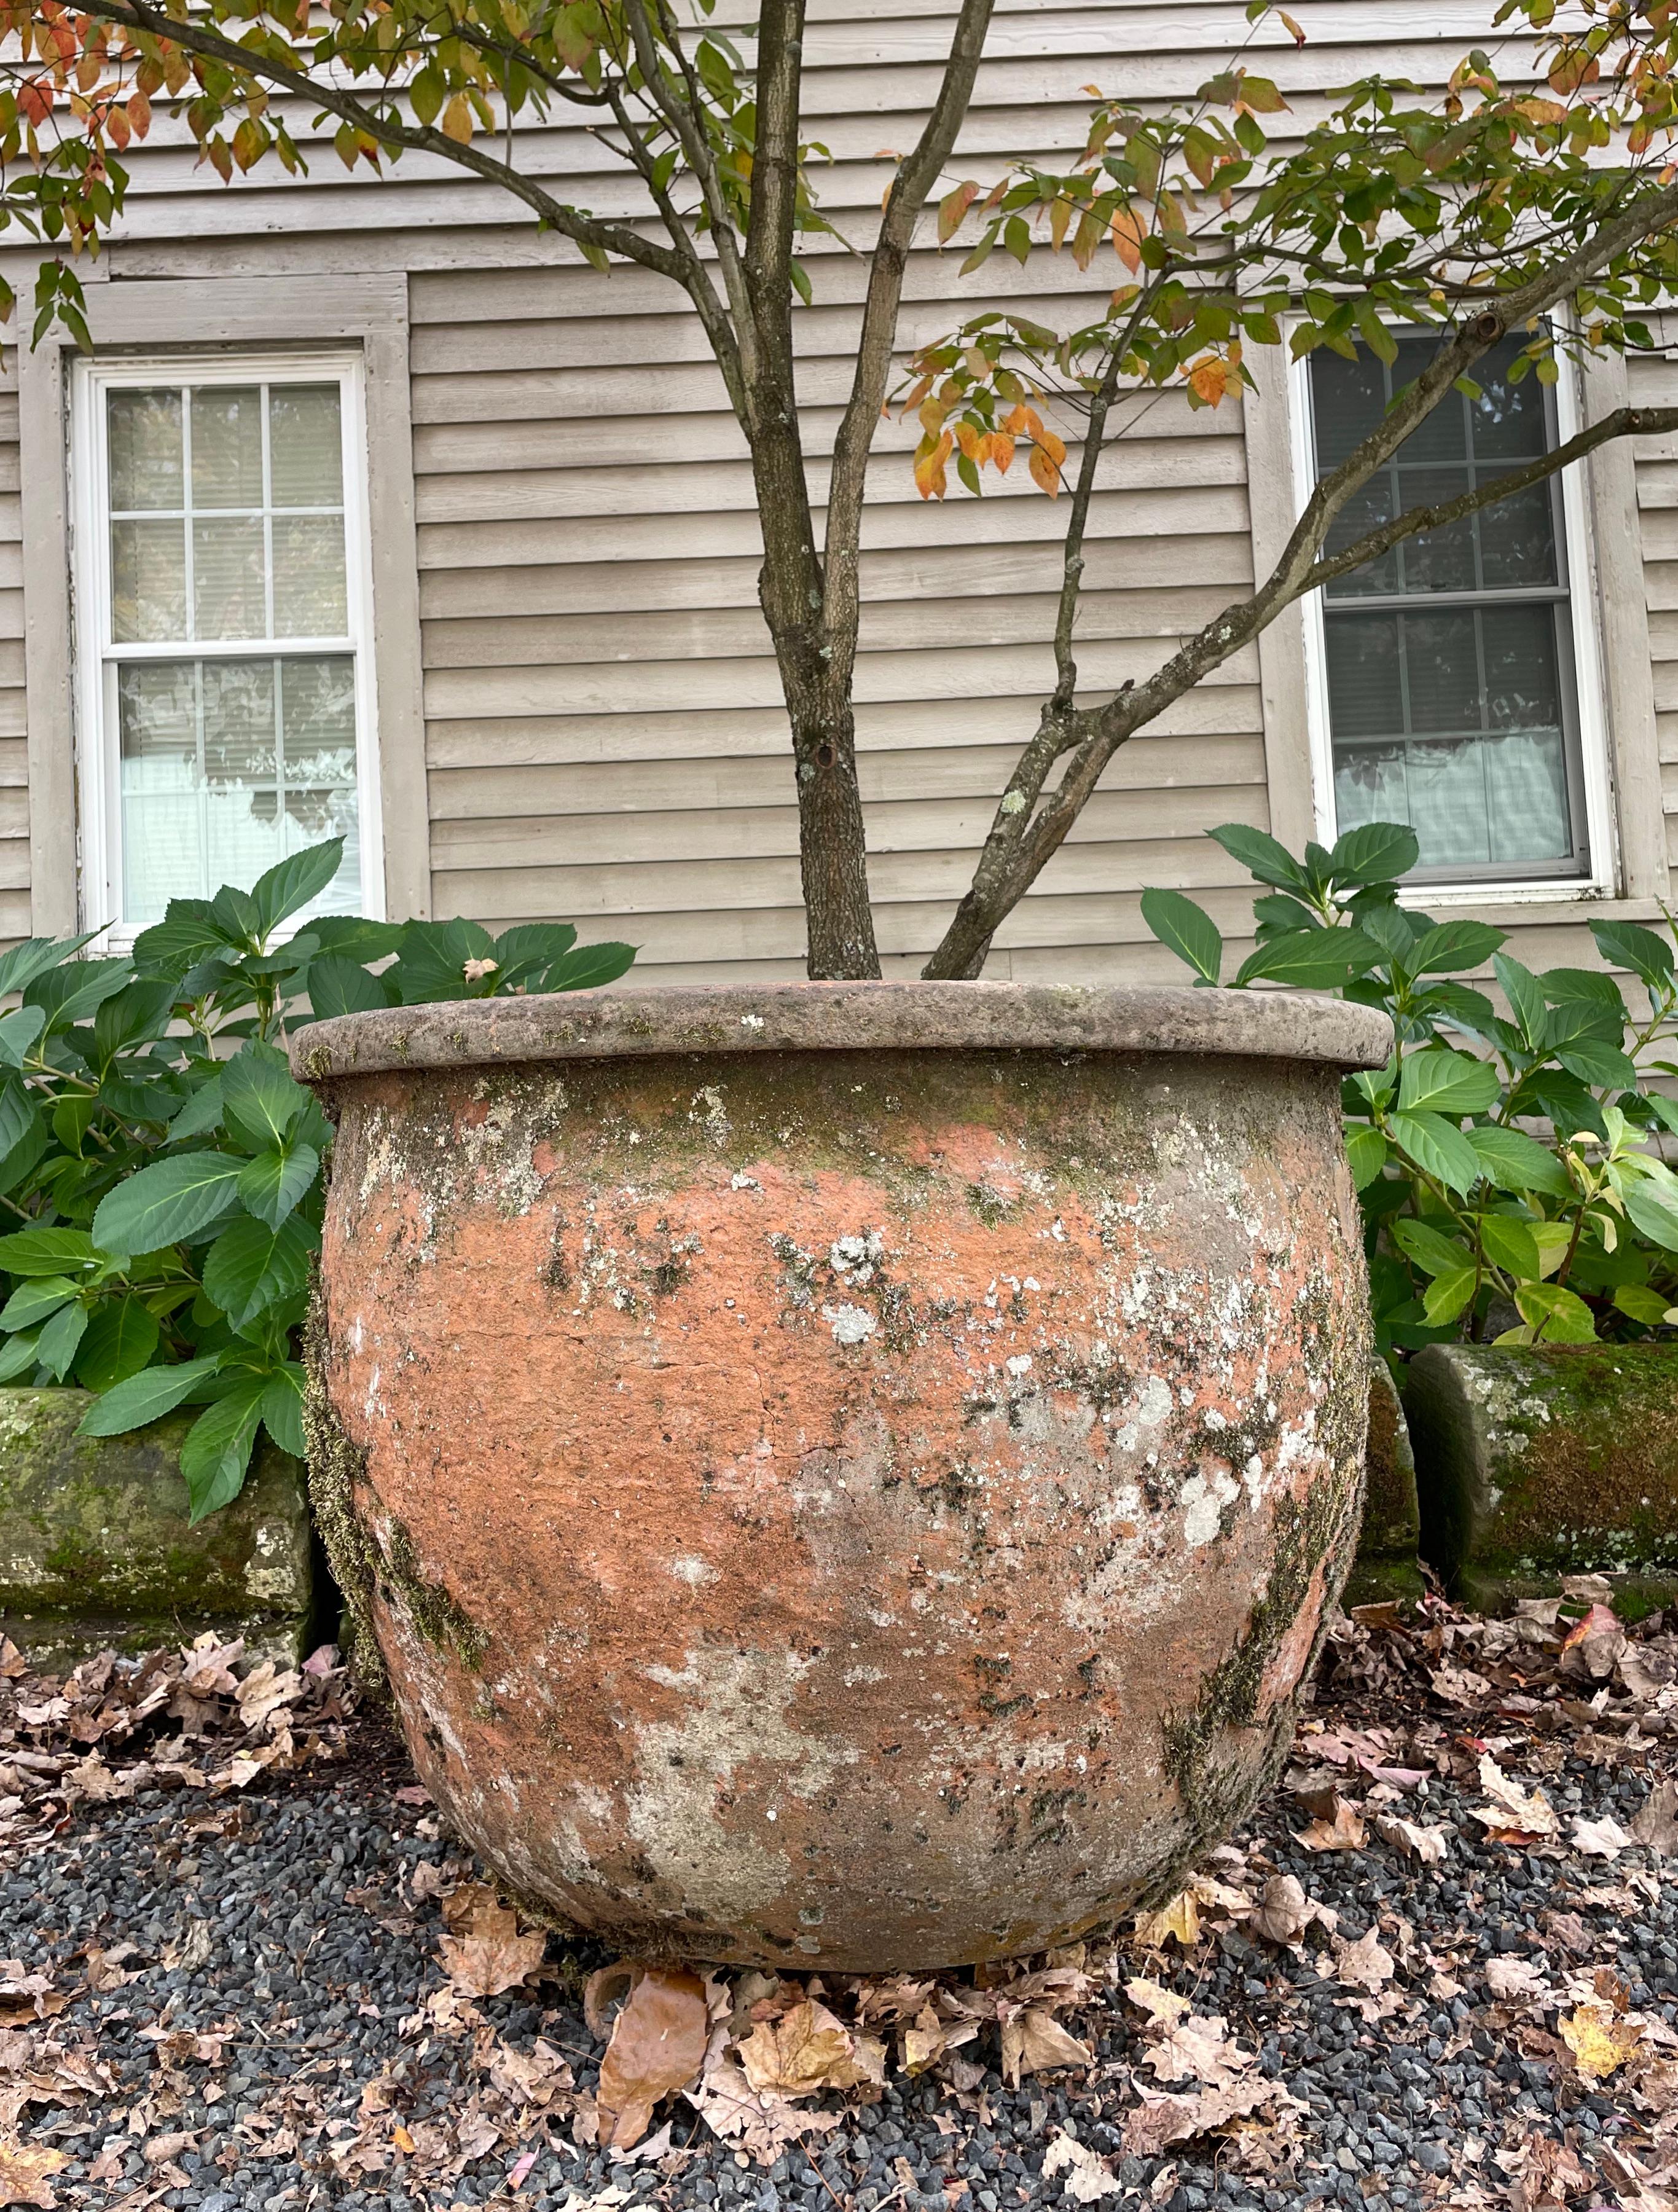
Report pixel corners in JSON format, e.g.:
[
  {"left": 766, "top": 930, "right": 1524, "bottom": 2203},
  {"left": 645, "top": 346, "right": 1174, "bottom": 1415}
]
[
  {"left": 14, "top": 0, "right": 1656, "bottom": 976},
  {"left": 1631, "top": 353, "right": 1678, "bottom": 887},
  {"left": 0, "top": 351, "right": 26, "bottom": 939}
]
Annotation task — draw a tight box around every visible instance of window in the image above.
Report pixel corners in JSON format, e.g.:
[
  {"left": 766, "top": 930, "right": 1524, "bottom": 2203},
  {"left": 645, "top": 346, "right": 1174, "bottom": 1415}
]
[
  {"left": 71, "top": 354, "right": 380, "bottom": 935},
  {"left": 1305, "top": 332, "right": 1594, "bottom": 884}
]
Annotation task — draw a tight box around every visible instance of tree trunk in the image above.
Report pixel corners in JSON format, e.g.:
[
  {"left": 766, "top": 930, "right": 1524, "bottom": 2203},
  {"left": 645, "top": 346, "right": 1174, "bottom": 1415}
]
[{"left": 790, "top": 702, "right": 879, "bottom": 979}]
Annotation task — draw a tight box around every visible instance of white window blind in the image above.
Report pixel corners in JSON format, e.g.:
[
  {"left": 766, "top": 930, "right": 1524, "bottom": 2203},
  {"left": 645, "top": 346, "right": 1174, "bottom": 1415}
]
[{"left": 72, "top": 356, "right": 380, "bottom": 935}]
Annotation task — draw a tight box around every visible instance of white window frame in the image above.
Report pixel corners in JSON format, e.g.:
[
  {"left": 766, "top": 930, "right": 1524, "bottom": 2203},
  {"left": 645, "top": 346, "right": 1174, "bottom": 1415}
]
[
  {"left": 68, "top": 347, "right": 385, "bottom": 946},
  {"left": 1287, "top": 331, "right": 1617, "bottom": 905}
]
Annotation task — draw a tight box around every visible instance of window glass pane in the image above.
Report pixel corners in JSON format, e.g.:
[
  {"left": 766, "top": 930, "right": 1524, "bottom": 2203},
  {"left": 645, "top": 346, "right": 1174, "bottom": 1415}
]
[
  {"left": 203, "top": 659, "right": 276, "bottom": 785},
  {"left": 1485, "top": 729, "right": 1571, "bottom": 862},
  {"left": 282, "top": 656, "right": 357, "bottom": 781},
  {"left": 1482, "top": 604, "right": 1562, "bottom": 732},
  {"left": 1333, "top": 744, "right": 1408, "bottom": 836},
  {"left": 1397, "top": 466, "right": 1476, "bottom": 592},
  {"left": 1325, "top": 613, "right": 1403, "bottom": 738},
  {"left": 269, "top": 385, "right": 343, "bottom": 506},
  {"left": 119, "top": 662, "right": 200, "bottom": 922},
  {"left": 1390, "top": 361, "right": 1466, "bottom": 465},
  {"left": 1480, "top": 484, "right": 1558, "bottom": 589},
  {"left": 190, "top": 386, "right": 264, "bottom": 508},
  {"left": 272, "top": 516, "right": 348, "bottom": 637},
  {"left": 1311, "top": 350, "right": 1387, "bottom": 471},
  {"left": 1405, "top": 740, "right": 1492, "bottom": 868},
  {"left": 1323, "top": 480, "right": 1399, "bottom": 598},
  {"left": 1472, "top": 353, "right": 1549, "bottom": 461},
  {"left": 108, "top": 390, "right": 182, "bottom": 511},
  {"left": 193, "top": 516, "right": 267, "bottom": 639},
  {"left": 111, "top": 517, "right": 186, "bottom": 643},
  {"left": 1402, "top": 610, "right": 1482, "bottom": 734}
]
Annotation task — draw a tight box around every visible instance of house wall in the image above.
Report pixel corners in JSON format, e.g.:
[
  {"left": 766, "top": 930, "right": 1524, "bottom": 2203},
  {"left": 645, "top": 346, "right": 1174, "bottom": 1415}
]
[{"left": 7, "top": 0, "right": 1672, "bottom": 978}]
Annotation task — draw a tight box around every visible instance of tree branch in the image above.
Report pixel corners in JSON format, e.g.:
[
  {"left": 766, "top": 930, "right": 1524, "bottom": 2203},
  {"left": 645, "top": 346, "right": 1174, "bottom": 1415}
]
[{"left": 820, "top": 0, "right": 996, "bottom": 667}]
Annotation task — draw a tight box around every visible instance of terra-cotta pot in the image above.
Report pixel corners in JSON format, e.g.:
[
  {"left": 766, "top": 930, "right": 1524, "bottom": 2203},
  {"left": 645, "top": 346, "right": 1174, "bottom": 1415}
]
[{"left": 294, "top": 981, "right": 1390, "bottom": 1970}]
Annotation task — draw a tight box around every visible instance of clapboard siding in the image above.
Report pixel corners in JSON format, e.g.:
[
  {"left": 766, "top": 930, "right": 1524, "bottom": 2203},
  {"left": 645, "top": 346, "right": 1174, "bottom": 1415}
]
[
  {"left": 0, "top": 346, "right": 23, "bottom": 925},
  {"left": 1634, "top": 351, "right": 1678, "bottom": 905}
]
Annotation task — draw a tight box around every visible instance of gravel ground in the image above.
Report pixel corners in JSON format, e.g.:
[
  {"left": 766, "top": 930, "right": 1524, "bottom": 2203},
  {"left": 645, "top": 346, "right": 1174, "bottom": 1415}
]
[{"left": 10, "top": 1601, "right": 1678, "bottom": 2212}]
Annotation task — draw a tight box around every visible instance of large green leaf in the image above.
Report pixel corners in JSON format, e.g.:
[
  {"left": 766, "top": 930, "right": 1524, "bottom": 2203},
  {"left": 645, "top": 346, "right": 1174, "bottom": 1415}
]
[
  {"left": 34, "top": 1300, "right": 87, "bottom": 1381},
  {"left": 0, "top": 1076, "right": 37, "bottom": 1164},
  {"left": 309, "top": 916, "right": 405, "bottom": 965},
  {"left": 305, "top": 954, "right": 391, "bottom": 1020},
  {"left": 1207, "top": 823, "right": 1312, "bottom": 893},
  {"left": 543, "top": 941, "right": 638, "bottom": 994},
  {"left": 91, "top": 1151, "right": 245, "bottom": 1256},
  {"left": 1514, "top": 1281, "right": 1598, "bottom": 1344},
  {"left": 0, "top": 1332, "right": 39, "bottom": 1382},
  {"left": 1465, "top": 1123, "right": 1572, "bottom": 1198},
  {"left": 221, "top": 1043, "right": 310, "bottom": 1154},
  {"left": 1390, "top": 1216, "right": 1470, "bottom": 1277},
  {"left": 74, "top": 1297, "right": 162, "bottom": 1391},
  {"left": 0, "top": 933, "right": 97, "bottom": 1003},
  {"left": 262, "top": 1365, "right": 307, "bottom": 1458},
  {"left": 1477, "top": 1213, "right": 1543, "bottom": 1282},
  {"left": 1593, "top": 918, "right": 1676, "bottom": 994},
  {"left": 1493, "top": 952, "right": 1549, "bottom": 1051},
  {"left": 131, "top": 900, "right": 240, "bottom": 980},
  {"left": 203, "top": 1212, "right": 315, "bottom": 1333},
  {"left": 1421, "top": 1266, "right": 1477, "bottom": 1327},
  {"left": 1406, "top": 920, "right": 1507, "bottom": 976},
  {"left": 390, "top": 916, "right": 498, "bottom": 1004},
  {"left": 1140, "top": 888, "right": 1222, "bottom": 984},
  {"left": 249, "top": 837, "right": 344, "bottom": 938},
  {"left": 236, "top": 1142, "right": 320, "bottom": 1231},
  {"left": 180, "top": 1378, "right": 269, "bottom": 1523},
  {"left": 492, "top": 922, "right": 579, "bottom": 990},
  {"left": 1327, "top": 820, "right": 1418, "bottom": 887},
  {"left": 1396, "top": 1048, "right": 1500, "bottom": 1117},
  {"left": 1345, "top": 1124, "right": 1389, "bottom": 1189},
  {"left": 1620, "top": 1164, "right": 1678, "bottom": 1253},
  {"left": 76, "top": 1354, "right": 225, "bottom": 1437},
  {"left": 1234, "top": 928, "right": 1378, "bottom": 990},
  {"left": 1387, "top": 1109, "right": 1483, "bottom": 1194},
  {"left": 0, "top": 1005, "right": 45, "bottom": 1069},
  {"left": 0, "top": 1226, "right": 98, "bottom": 1277},
  {"left": 0, "top": 1276, "right": 77, "bottom": 1330},
  {"left": 170, "top": 1073, "right": 225, "bottom": 1140},
  {"left": 26, "top": 956, "right": 133, "bottom": 1034},
  {"left": 1555, "top": 1040, "right": 1641, "bottom": 1092}
]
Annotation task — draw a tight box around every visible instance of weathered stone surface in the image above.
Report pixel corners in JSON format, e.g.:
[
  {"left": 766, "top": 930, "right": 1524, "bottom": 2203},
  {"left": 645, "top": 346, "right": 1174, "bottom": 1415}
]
[
  {"left": 1406, "top": 1343, "right": 1678, "bottom": 1613},
  {"left": 301, "top": 981, "right": 1379, "bottom": 1972},
  {"left": 1344, "top": 1363, "right": 1424, "bottom": 1608},
  {"left": 0, "top": 1388, "right": 313, "bottom": 1663}
]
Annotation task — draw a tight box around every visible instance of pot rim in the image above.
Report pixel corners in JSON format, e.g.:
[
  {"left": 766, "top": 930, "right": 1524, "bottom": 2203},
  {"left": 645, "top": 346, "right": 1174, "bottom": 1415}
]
[{"left": 290, "top": 979, "right": 1394, "bottom": 1084}]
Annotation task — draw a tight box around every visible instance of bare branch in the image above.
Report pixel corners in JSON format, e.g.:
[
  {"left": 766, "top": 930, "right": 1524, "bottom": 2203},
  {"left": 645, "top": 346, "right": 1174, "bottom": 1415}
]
[{"left": 820, "top": 0, "right": 996, "bottom": 665}]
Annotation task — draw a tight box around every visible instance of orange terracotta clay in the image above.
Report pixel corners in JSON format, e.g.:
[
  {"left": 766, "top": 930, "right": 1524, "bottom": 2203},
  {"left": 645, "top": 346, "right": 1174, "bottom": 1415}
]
[{"left": 297, "top": 982, "right": 1389, "bottom": 1970}]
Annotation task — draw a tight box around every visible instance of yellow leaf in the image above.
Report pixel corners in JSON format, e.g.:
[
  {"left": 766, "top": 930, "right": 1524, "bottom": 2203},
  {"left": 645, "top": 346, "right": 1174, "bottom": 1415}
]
[
  {"left": 1134, "top": 1889, "right": 1200, "bottom": 1948},
  {"left": 914, "top": 431, "right": 952, "bottom": 500},
  {"left": 1561, "top": 2004, "right": 1643, "bottom": 2081},
  {"left": 441, "top": 92, "right": 473, "bottom": 144}
]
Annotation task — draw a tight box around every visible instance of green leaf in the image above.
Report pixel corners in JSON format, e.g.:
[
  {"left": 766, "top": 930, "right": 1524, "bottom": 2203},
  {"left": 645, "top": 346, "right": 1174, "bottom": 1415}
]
[
  {"left": 1523, "top": 1070, "right": 1608, "bottom": 1144},
  {"left": 0, "top": 1226, "right": 98, "bottom": 1277},
  {"left": 1234, "top": 928, "right": 1378, "bottom": 989},
  {"left": 26, "top": 956, "right": 133, "bottom": 1033},
  {"left": 390, "top": 917, "right": 498, "bottom": 1004},
  {"left": 1465, "top": 1123, "right": 1573, "bottom": 1198},
  {"left": 1421, "top": 1265, "right": 1476, "bottom": 1327},
  {"left": 131, "top": 903, "right": 237, "bottom": 982},
  {"left": 0, "top": 933, "right": 96, "bottom": 1003},
  {"left": 202, "top": 1212, "right": 315, "bottom": 1334},
  {"left": 1514, "top": 1281, "right": 1598, "bottom": 1344},
  {"left": 1556, "top": 1040, "right": 1641, "bottom": 1092},
  {"left": 262, "top": 1365, "right": 307, "bottom": 1459},
  {"left": 210, "top": 882, "right": 262, "bottom": 950},
  {"left": 308, "top": 917, "right": 405, "bottom": 965},
  {"left": 305, "top": 954, "right": 391, "bottom": 1021},
  {"left": 1327, "top": 820, "right": 1418, "bottom": 888},
  {"left": 1207, "top": 822, "right": 1311, "bottom": 893},
  {"left": 93, "top": 978, "right": 178, "bottom": 1061},
  {"left": 1391, "top": 1216, "right": 1470, "bottom": 1277},
  {"left": 1615, "top": 1284, "right": 1675, "bottom": 1327},
  {"left": 0, "top": 1005, "right": 45, "bottom": 1069},
  {"left": 34, "top": 1298, "right": 87, "bottom": 1381},
  {"left": 542, "top": 941, "right": 638, "bottom": 994},
  {"left": 1396, "top": 1048, "right": 1500, "bottom": 1116},
  {"left": 1620, "top": 1166, "right": 1678, "bottom": 1253},
  {"left": 51, "top": 1092, "right": 96, "bottom": 1156},
  {"left": 76, "top": 1354, "right": 225, "bottom": 1437},
  {"left": 1345, "top": 1124, "right": 1389, "bottom": 1189},
  {"left": 1407, "top": 920, "right": 1506, "bottom": 976},
  {"left": 235, "top": 1142, "right": 320, "bottom": 1231},
  {"left": 1477, "top": 1213, "right": 1543, "bottom": 1282},
  {"left": 0, "top": 1077, "right": 37, "bottom": 1164},
  {"left": 179, "top": 1378, "right": 267, "bottom": 1523},
  {"left": 1593, "top": 918, "right": 1675, "bottom": 994},
  {"left": 248, "top": 838, "right": 345, "bottom": 939},
  {"left": 73, "top": 1297, "right": 162, "bottom": 1390},
  {"left": 91, "top": 1151, "right": 245, "bottom": 1257},
  {"left": 1387, "top": 1110, "right": 1483, "bottom": 1194},
  {"left": 1140, "top": 887, "right": 1223, "bottom": 984},
  {"left": 0, "top": 1332, "right": 39, "bottom": 1382},
  {"left": 0, "top": 1276, "right": 77, "bottom": 1329},
  {"left": 170, "top": 1073, "right": 225, "bottom": 1140},
  {"left": 1494, "top": 952, "right": 1549, "bottom": 1051},
  {"left": 220, "top": 1043, "right": 309, "bottom": 1153}
]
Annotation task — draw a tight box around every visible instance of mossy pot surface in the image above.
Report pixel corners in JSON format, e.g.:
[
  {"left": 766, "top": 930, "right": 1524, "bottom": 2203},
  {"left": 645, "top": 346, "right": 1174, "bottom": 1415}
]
[{"left": 297, "top": 981, "right": 1389, "bottom": 1971}]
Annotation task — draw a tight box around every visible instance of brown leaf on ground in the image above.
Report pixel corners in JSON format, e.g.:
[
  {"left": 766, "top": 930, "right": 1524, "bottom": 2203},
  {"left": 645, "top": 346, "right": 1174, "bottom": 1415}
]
[
  {"left": 687, "top": 2028, "right": 842, "bottom": 2163},
  {"left": 999, "top": 2010, "right": 1091, "bottom": 2087},
  {"left": 595, "top": 1967, "right": 710, "bottom": 2151},
  {"left": 437, "top": 1887, "right": 547, "bottom": 2001},
  {"left": 1041, "top": 2130, "right": 1123, "bottom": 2202},
  {"left": 82, "top": 1945, "right": 136, "bottom": 1994},
  {"left": 1248, "top": 1874, "right": 1337, "bottom": 1946},
  {"left": 1559, "top": 1604, "right": 1626, "bottom": 1682},
  {"left": 1143, "top": 2015, "right": 1251, "bottom": 2090},
  {"left": 1572, "top": 1813, "right": 1635, "bottom": 1860},
  {"left": 1508, "top": 2129, "right": 1594, "bottom": 2211},
  {"left": 1132, "top": 1891, "right": 1199, "bottom": 1948},
  {"left": 1123, "top": 2079, "right": 1297, "bottom": 2159},
  {"left": 1633, "top": 1780, "right": 1678, "bottom": 1854},
  {"left": 1123, "top": 1979, "right": 1192, "bottom": 2028},
  {"left": 0, "top": 2136, "right": 69, "bottom": 2209},
  {"left": 1295, "top": 1794, "right": 1366, "bottom": 1853},
  {"left": 901, "top": 2003, "right": 981, "bottom": 2076},
  {"left": 1561, "top": 2003, "right": 1644, "bottom": 2080},
  {"left": 1474, "top": 1757, "right": 1561, "bottom": 1843},
  {"left": 1486, "top": 1958, "right": 1551, "bottom": 2008},
  {"left": 1331, "top": 1929, "right": 1395, "bottom": 1992},
  {"left": 737, "top": 2000, "right": 885, "bottom": 2100},
  {"left": 1371, "top": 1811, "right": 1449, "bottom": 1864}
]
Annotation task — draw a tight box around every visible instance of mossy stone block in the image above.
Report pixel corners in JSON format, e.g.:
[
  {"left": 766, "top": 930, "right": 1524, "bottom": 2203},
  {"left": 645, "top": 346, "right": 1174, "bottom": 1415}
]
[
  {"left": 1405, "top": 1342, "right": 1678, "bottom": 1612},
  {"left": 1344, "top": 1362, "right": 1424, "bottom": 1608},
  {"left": 0, "top": 1387, "right": 312, "bottom": 1661}
]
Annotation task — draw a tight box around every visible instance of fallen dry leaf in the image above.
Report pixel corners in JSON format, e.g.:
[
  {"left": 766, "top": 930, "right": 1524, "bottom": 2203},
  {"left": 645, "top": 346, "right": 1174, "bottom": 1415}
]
[
  {"left": 437, "top": 1886, "right": 547, "bottom": 2001},
  {"left": 1635, "top": 1781, "right": 1678, "bottom": 1855},
  {"left": 1560, "top": 1603, "right": 1626, "bottom": 1682},
  {"left": 1143, "top": 2014, "right": 1251, "bottom": 2090},
  {"left": 1123, "top": 1978, "right": 1191, "bottom": 2028},
  {"left": 1572, "top": 1813, "right": 1635, "bottom": 1861},
  {"left": 737, "top": 1999, "right": 885, "bottom": 2100},
  {"left": 1133, "top": 1891, "right": 1199, "bottom": 1949},
  {"left": 0, "top": 2136, "right": 69, "bottom": 2209},
  {"left": 1486, "top": 1958, "right": 1551, "bottom": 2007},
  {"left": 1000, "top": 2009, "right": 1091, "bottom": 2086},
  {"left": 1331, "top": 1928, "right": 1395, "bottom": 1993},
  {"left": 1295, "top": 1794, "right": 1367, "bottom": 1853},
  {"left": 1561, "top": 2003, "right": 1644, "bottom": 2081},
  {"left": 1248, "top": 1873, "right": 1336, "bottom": 1946},
  {"left": 1042, "top": 2129, "right": 1122, "bottom": 2203},
  {"left": 595, "top": 1967, "right": 709, "bottom": 2151},
  {"left": 1123, "top": 2078, "right": 1297, "bottom": 2158},
  {"left": 1371, "top": 1811, "right": 1449, "bottom": 1864},
  {"left": 687, "top": 2027, "right": 841, "bottom": 2162},
  {"left": 1475, "top": 1757, "right": 1560, "bottom": 1843}
]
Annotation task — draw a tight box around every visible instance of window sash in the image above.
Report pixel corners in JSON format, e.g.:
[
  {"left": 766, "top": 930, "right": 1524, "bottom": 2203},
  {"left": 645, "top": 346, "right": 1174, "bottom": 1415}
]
[
  {"left": 70, "top": 351, "right": 382, "bottom": 939},
  {"left": 1300, "top": 335, "right": 1597, "bottom": 889}
]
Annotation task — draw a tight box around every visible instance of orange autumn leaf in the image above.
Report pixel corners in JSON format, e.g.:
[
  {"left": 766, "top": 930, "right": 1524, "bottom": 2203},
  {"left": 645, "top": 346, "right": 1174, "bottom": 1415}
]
[
  {"left": 1110, "top": 203, "right": 1146, "bottom": 273},
  {"left": 595, "top": 1966, "right": 709, "bottom": 2149},
  {"left": 990, "top": 431, "right": 1016, "bottom": 474},
  {"left": 938, "top": 179, "right": 979, "bottom": 243},
  {"left": 914, "top": 430, "right": 952, "bottom": 499},
  {"left": 1188, "top": 356, "right": 1233, "bottom": 406}
]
